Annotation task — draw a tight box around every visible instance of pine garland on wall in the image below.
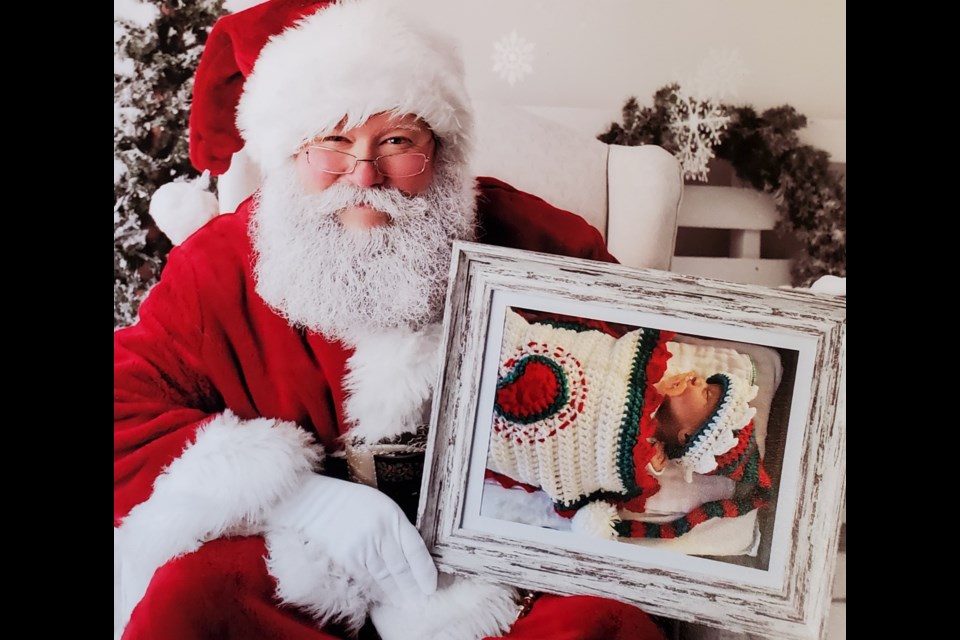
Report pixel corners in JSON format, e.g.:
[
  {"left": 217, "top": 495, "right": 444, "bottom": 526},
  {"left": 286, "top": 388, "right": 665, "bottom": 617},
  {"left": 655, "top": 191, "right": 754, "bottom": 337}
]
[
  {"left": 114, "top": 0, "right": 227, "bottom": 329},
  {"left": 599, "top": 84, "right": 846, "bottom": 287}
]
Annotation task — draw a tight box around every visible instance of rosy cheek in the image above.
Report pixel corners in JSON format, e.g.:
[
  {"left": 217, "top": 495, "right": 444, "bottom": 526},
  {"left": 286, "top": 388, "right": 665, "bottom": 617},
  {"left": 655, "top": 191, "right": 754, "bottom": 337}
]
[{"left": 294, "top": 153, "right": 338, "bottom": 193}]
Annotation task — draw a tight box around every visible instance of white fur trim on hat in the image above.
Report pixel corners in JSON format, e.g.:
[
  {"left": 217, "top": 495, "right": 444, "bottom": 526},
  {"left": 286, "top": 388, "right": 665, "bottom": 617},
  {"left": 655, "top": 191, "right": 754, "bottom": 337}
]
[
  {"left": 236, "top": 0, "right": 474, "bottom": 173},
  {"left": 113, "top": 410, "right": 324, "bottom": 638}
]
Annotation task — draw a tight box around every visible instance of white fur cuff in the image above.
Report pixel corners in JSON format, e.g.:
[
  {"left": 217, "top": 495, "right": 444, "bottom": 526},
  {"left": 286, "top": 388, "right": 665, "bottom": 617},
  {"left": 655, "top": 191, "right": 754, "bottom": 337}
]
[
  {"left": 265, "top": 526, "right": 377, "bottom": 634},
  {"left": 370, "top": 574, "right": 519, "bottom": 640},
  {"left": 114, "top": 410, "right": 324, "bottom": 637}
]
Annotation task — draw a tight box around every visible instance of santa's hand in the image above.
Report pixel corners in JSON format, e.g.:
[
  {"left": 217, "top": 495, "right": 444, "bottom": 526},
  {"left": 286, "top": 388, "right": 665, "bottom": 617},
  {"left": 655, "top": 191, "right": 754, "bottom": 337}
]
[{"left": 267, "top": 473, "right": 438, "bottom": 606}]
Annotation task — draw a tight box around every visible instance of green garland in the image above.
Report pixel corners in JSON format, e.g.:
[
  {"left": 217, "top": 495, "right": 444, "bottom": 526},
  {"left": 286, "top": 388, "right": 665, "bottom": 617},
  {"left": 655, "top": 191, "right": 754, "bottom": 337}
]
[{"left": 599, "top": 84, "right": 845, "bottom": 287}]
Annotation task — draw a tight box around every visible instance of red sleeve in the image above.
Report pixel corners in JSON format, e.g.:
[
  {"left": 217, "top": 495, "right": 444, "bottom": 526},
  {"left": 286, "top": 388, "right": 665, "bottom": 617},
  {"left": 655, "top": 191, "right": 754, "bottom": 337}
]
[{"left": 114, "top": 247, "right": 224, "bottom": 525}]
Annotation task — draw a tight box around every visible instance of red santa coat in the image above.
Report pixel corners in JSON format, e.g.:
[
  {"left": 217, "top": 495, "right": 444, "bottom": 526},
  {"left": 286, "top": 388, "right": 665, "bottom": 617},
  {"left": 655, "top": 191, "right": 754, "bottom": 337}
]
[
  {"left": 114, "top": 177, "right": 617, "bottom": 523},
  {"left": 114, "top": 177, "right": 669, "bottom": 640}
]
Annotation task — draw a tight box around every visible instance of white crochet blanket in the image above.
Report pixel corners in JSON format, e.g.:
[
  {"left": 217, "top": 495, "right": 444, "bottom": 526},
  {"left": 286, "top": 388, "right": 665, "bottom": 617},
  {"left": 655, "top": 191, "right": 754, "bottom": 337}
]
[{"left": 481, "top": 334, "right": 783, "bottom": 557}]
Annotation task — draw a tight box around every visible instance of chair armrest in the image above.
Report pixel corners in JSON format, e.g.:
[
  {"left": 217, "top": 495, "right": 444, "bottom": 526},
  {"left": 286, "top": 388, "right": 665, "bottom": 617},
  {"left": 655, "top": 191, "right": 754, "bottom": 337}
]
[{"left": 606, "top": 144, "right": 682, "bottom": 271}]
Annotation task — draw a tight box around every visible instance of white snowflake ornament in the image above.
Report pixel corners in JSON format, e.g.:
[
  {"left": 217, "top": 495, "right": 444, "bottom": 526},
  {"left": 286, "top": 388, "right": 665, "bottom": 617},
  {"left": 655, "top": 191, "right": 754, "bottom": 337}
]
[
  {"left": 667, "top": 87, "right": 730, "bottom": 182},
  {"left": 492, "top": 30, "right": 535, "bottom": 86}
]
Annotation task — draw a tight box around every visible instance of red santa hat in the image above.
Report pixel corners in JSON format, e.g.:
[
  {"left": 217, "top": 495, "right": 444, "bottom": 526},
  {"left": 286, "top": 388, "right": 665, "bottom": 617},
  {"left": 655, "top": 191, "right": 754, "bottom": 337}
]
[
  {"left": 151, "top": 0, "right": 474, "bottom": 244},
  {"left": 190, "top": 0, "right": 474, "bottom": 176}
]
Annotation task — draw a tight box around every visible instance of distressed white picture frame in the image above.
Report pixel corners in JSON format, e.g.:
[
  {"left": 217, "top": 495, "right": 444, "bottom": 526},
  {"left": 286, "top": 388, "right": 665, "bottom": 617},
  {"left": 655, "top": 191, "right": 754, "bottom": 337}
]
[{"left": 418, "top": 242, "right": 846, "bottom": 640}]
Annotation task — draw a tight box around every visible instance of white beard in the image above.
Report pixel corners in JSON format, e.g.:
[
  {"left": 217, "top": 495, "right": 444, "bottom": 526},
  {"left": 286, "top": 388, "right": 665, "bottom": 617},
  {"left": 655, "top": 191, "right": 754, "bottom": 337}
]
[{"left": 250, "top": 157, "right": 478, "bottom": 345}]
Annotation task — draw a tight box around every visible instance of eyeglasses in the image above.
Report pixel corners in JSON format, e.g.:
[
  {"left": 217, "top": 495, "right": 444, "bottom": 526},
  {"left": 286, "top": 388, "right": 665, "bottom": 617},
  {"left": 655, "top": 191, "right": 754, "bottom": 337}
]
[{"left": 304, "top": 147, "right": 432, "bottom": 178}]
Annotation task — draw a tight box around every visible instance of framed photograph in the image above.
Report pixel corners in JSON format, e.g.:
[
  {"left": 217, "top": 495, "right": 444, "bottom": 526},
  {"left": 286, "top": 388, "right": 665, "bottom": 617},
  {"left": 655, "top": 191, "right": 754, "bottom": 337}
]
[{"left": 418, "top": 242, "right": 846, "bottom": 640}]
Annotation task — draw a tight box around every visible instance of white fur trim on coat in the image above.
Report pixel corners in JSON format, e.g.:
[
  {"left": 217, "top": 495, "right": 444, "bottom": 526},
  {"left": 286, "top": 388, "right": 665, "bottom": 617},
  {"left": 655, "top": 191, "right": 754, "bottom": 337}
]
[
  {"left": 370, "top": 574, "right": 519, "bottom": 640},
  {"left": 264, "top": 525, "right": 376, "bottom": 635},
  {"left": 343, "top": 322, "right": 444, "bottom": 444},
  {"left": 113, "top": 410, "right": 324, "bottom": 638},
  {"left": 236, "top": 0, "right": 474, "bottom": 174}
]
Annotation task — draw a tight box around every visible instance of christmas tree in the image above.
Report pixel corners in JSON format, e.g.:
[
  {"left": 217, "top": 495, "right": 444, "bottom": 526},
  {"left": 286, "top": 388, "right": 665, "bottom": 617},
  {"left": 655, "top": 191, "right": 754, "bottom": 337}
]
[{"left": 114, "top": 0, "right": 226, "bottom": 329}]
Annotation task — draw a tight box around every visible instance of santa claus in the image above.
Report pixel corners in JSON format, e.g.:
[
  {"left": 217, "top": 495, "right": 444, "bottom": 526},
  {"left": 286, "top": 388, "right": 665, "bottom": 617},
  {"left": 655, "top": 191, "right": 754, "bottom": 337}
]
[{"left": 114, "top": 1, "right": 669, "bottom": 639}]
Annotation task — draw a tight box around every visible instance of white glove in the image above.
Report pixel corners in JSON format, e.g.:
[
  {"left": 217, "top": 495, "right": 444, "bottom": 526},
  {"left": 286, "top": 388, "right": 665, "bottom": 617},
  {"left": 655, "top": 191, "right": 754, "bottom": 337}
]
[{"left": 268, "top": 473, "right": 438, "bottom": 608}]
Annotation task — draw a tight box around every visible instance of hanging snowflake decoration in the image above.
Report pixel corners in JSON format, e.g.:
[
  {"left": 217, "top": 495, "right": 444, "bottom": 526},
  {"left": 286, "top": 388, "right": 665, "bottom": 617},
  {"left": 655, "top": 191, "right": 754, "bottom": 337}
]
[
  {"left": 667, "top": 87, "right": 730, "bottom": 182},
  {"left": 492, "top": 30, "right": 535, "bottom": 86}
]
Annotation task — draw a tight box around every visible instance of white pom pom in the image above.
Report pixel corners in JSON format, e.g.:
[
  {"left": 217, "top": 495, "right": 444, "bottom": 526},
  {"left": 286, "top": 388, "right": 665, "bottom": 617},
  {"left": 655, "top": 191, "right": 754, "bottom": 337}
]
[
  {"left": 571, "top": 500, "right": 620, "bottom": 540},
  {"left": 149, "top": 172, "right": 220, "bottom": 245}
]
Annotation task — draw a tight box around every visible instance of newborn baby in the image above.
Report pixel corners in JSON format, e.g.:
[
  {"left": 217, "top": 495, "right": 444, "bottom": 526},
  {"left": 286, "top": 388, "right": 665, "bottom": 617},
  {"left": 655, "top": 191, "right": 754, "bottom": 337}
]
[{"left": 486, "top": 309, "right": 772, "bottom": 541}]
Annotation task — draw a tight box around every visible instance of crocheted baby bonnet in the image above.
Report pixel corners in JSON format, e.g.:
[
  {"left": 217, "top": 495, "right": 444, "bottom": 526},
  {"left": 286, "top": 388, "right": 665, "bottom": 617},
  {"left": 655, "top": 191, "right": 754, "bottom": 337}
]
[
  {"left": 615, "top": 371, "right": 774, "bottom": 539},
  {"left": 486, "top": 309, "right": 673, "bottom": 526}
]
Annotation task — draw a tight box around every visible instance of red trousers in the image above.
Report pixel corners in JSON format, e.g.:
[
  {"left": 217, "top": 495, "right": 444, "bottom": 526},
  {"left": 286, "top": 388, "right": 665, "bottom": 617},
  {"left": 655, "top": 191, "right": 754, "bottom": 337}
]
[{"left": 122, "top": 536, "right": 668, "bottom": 640}]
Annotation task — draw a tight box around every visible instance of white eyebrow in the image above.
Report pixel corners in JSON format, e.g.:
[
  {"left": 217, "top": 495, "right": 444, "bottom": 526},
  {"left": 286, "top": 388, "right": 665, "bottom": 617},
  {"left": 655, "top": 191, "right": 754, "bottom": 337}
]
[
  {"left": 305, "top": 122, "right": 431, "bottom": 147},
  {"left": 387, "top": 123, "right": 431, "bottom": 134}
]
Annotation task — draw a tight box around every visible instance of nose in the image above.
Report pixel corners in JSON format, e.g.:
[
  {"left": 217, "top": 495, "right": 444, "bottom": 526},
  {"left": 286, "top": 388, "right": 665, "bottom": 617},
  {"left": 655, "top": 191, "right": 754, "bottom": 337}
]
[{"left": 341, "top": 158, "right": 384, "bottom": 188}]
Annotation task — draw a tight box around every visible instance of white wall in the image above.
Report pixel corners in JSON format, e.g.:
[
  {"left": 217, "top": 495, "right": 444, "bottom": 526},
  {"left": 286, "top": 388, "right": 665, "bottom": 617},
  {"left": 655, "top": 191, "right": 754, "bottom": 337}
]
[{"left": 403, "top": 0, "right": 845, "bottom": 157}]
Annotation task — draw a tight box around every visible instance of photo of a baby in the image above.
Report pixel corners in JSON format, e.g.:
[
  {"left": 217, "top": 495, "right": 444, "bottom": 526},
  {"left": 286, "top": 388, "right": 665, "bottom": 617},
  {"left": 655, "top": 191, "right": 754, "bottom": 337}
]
[{"left": 481, "top": 307, "right": 787, "bottom": 563}]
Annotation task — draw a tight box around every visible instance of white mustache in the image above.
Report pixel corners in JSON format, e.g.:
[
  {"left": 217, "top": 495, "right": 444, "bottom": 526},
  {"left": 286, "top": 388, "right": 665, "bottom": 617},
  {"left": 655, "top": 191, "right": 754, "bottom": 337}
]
[{"left": 307, "top": 182, "right": 431, "bottom": 223}]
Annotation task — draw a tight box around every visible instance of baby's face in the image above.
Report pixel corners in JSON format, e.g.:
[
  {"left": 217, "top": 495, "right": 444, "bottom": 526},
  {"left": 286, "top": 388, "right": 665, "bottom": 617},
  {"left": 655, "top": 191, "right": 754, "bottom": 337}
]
[{"left": 656, "top": 374, "right": 723, "bottom": 446}]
